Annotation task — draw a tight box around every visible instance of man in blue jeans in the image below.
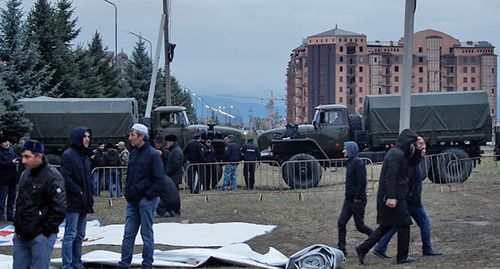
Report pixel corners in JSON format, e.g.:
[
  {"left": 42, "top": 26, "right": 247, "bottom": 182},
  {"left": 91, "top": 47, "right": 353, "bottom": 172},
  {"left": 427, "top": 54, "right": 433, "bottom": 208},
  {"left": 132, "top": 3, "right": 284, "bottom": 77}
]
[
  {"left": 373, "top": 136, "right": 443, "bottom": 259},
  {"left": 60, "top": 127, "right": 95, "bottom": 269},
  {"left": 119, "top": 124, "right": 164, "bottom": 269},
  {"left": 13, "top": 140, "right": 66, "bottom": 269}
]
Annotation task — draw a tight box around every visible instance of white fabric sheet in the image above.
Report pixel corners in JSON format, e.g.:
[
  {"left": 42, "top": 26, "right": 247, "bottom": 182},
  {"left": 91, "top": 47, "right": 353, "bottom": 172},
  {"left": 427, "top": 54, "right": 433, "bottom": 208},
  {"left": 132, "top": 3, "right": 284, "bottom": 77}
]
[{"left": 0, "top": 221, "right": 276, "bottom": 247}]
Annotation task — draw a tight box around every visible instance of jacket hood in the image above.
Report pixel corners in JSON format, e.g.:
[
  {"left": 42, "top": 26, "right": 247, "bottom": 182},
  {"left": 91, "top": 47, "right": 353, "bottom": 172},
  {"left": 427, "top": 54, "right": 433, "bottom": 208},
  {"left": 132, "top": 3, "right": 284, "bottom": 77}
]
[
  {"left": 70, "top": 127, "right": 93, "bottom": 155},
  {"left": 344, "top": 141, "right": 359, "bottom": 159},
  {"left": 395, "top": 129, "right": 418, "bottom": 158}
]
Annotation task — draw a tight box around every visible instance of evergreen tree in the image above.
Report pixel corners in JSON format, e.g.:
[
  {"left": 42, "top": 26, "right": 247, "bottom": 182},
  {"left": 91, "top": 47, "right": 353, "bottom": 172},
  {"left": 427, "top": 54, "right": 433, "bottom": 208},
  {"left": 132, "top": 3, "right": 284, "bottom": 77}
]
[
  {"left": 87, "top": 31, "right": 120, "bottom": 97},
  {"left": 124, "top": 38, "right": 152, "bottom": 116},
  {"left": 0, "top": 76, "right": 32, "bottom": 140},
  {"left": 55, "top": 0, "right": 80, "bottom": 44},
  {"left": 72, "top": 45, "right": 103, "bottom": 97}
]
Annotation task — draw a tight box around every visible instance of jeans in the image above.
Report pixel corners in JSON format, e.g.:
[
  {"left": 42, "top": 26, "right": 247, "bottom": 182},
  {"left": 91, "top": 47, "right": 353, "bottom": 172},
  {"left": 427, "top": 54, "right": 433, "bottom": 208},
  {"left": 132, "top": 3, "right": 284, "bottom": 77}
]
[
  {"left": 13, "top": 233, "right": 57, "bottom": 269},
  {"left": 0, "top": 183, "right": 17, "bottom": 220},
  {"left": 119, "top": 197, "right": 160, "bottom": 269},
  {"left": 337, "top": 199, "right": 373, "bottom": 250},
  {"left": 62, "top": 212, "right": 87, "bottom": 269},
  {"left": 92, "top": 169, "right": 105, "bottom": 196},
  {"left": 107, "top": 168, "right": 121, "bottom": 198},
  {"left": 374, "top": 205, "right": 432, "bottom": 254},
  {"left": 222, "top": 164, "right": 237, "bottom": 190}
]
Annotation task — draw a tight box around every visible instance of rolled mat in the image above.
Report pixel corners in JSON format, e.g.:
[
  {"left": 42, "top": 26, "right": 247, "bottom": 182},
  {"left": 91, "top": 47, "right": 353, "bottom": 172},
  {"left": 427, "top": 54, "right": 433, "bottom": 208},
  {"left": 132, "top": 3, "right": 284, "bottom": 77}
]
[{"left": 286, "top": 244, "right": 345, "bottom": 269}]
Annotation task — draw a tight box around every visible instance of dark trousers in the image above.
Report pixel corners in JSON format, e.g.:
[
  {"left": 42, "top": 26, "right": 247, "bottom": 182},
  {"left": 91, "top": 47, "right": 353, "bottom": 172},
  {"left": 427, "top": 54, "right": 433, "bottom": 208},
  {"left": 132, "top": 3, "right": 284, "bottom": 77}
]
[
  {"left": 243, "top": 162, "right": 256, "bottom": 189},
  {"left": 202, "top": 163, "right": 219, "bottom": 190},
  {"left": 337, "top": 199, "right": 373, "bottom": 250},
  {"left": 358, "top": 224, "right": 410, "bottom": 261},
  {"left": 186, "top": 165, "right": 200, "bottom": 194},
  {"left": 0, "top": 183, "right": 17, "bottom": 220}
]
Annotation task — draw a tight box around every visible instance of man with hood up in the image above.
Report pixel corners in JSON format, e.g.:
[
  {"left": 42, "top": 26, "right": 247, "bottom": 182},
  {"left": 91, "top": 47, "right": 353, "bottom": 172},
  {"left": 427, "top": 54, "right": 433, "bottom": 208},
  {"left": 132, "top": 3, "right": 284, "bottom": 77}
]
[
  {"left": 60, "top": 127, "right": 94, "bottom": 269},
  {"left": 337, "top": 141, "right": 373, "bottom": 256},
  {"left": 355, "top": 129, "right": 418, "bottom": 265}
]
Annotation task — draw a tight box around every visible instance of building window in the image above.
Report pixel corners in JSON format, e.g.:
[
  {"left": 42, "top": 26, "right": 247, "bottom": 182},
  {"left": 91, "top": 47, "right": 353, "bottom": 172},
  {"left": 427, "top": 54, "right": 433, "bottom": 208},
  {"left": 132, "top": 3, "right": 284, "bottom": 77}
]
[
  {"left": 395, "top": 86, "right": 399, "bottom": 92},
  {"left": 340, "top": 46, "right": 343, "bottom": 52},
  {"left": 359, "top": 87, "right": 363, "bottom": 93},
  {"left": 471, "top": 77, "right": 475, "bottom": 83},
  {"left": 386, "top": 88, "right": 390, "bottom": 94},
  {"left": 463, "top": 66, "right": 468, "bottom": 73},
  {"left": 359, "top": 76, "right": 363, "bottom": 83},
  {"left": 463, "top": 87, "right": 468, "bottom": 91},
  {"left": 464, "top": 56, "right": 468, "bottom": 63},
  {"left": 471, "top": 57, "right": 476, "bottom": 63},
  {"left": 463, "top": 77, "right": 468, "bottom": 83},
  {"left": 493, "top": 68, "right": 495, "bottom": 74},
  {"left": 395, "top": 76, "right": 399, "bottom": 82},
  {"left": 349, "top": 98, "right": 353, "bottom": 105},
  {"left": 359, "top": 66, "right": 363, "bottom": 72},
  {"left": 339, "top": 97, "right": 343, "bottom": 103},
  {"left": 340, "top": 76, "right": 343, "bottom": 82},
  {"left": 349, "top": 88, "right": 353, "bottom": 94},
  {"left": 449, "top": 48, "right": 454, "bottom": 53},
  {"left": 395, "top": 65, "right": 399, "bottom": 72},
  {"left": 493, "top": 88, "right": 495, "bottom": 94},
  {"left": 378, "top": 88, "right": 382, "bottom": 94},
  {"left": 340, "top": 56, "right": 343, "bottom": 63},
  {"left": 340, "top": 87, "right": 343, "bottom": 92},
  {"left": 418, "top": 57, "right": 423, "bottom": 63},
  {"left": 419, "top": 87, "right": 423, "bottom": 93},
  {"left": 359, "top": 46, "right": 363, "bottom": 53},
  {"left": 419, "top": 67, "right": 423, "bottom": 73},
  {"left": 471, "top": 66, "right": 476, "bottom": 73},
  {"left": 471, "top": 87, "right": 475, "bottom": 91},
  {"left": 359, "top": 97, "right": 363, "bottom": 103},
  {"left": 418, "top": 47, "right": 423, "bottom": 53},
  {"left": 340, "top": 66, "right": 343, "bottom": 72},
  {"left": 374, "top": 57, "right": 377, "bottom": 63}
]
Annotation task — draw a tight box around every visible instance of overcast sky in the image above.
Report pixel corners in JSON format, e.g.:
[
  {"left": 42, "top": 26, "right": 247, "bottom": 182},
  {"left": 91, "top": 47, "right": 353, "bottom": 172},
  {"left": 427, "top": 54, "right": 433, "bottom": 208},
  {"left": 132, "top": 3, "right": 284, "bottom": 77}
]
[{"left": 17, "top": 0, "right": 500, "bottom": 115}]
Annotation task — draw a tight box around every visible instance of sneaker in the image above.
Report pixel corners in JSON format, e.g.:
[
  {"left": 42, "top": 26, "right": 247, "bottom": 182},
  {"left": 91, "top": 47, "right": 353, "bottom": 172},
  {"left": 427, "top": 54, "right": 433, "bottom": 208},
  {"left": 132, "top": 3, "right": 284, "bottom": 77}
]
[
  {"left": 373, "top": 249, "right": 391, "bottom": 259},
  {"left": 397, "top": 256, "right": 418, "bottom": 264}
]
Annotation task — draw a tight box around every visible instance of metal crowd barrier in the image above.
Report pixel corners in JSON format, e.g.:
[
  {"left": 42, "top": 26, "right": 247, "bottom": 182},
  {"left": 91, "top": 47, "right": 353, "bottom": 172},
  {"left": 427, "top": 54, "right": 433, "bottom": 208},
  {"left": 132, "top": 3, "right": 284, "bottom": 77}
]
[{"left": 91, "top": 166, "right": 127, "bottom": 198}]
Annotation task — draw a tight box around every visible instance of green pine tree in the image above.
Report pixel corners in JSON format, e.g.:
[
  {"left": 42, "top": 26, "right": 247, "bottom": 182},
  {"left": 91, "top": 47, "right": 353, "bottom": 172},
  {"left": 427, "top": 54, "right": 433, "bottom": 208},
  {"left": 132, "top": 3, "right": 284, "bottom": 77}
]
[{"left": 124, "top": 38, "right": 152, "bottom": 116}]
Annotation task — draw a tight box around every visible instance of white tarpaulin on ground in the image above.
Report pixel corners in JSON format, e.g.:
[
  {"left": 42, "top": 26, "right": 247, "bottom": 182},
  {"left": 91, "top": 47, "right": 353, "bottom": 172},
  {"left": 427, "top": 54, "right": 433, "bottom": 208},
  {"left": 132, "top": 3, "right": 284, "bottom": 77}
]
[{"left": 0, "top": 221, "right": 276, "bottom": 247}]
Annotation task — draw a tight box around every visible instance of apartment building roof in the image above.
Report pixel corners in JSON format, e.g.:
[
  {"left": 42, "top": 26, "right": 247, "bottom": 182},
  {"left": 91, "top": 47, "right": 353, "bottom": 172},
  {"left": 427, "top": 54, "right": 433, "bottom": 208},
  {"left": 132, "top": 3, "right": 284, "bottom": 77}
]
[
  {"left": 458, "top": 41, "right": 494, "bottom": 48},
  {"left": 309, "top": 27, "right": 362, "bottom": 38}
]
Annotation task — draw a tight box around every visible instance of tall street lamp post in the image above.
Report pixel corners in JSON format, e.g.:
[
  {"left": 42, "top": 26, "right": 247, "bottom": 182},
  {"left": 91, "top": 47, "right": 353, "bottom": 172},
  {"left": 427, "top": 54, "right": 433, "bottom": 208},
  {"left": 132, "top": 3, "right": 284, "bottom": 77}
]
[
  {"left": 104, "top": 0, "right": 117, "bottom": 66},
  {"left": 128, "top": 31, "right": 152, "bottom": 58}
]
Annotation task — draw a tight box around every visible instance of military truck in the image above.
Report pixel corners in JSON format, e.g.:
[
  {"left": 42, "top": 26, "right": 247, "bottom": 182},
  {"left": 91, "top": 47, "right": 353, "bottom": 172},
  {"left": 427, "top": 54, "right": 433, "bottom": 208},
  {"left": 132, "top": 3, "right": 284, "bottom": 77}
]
[
  {"left": 19, "top": 97, "right": 244, "bottom": 165},
  {"left": 258, "top": 91, "right": 492, "bottom": 188}
]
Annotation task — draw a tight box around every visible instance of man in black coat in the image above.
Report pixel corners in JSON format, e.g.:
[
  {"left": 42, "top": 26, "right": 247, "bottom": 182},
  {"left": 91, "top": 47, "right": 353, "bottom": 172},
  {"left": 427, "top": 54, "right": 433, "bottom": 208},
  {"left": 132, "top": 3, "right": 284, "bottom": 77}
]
[
  {"left": 184, "top": 132, "right": 204, "bottom": 193},
  {"left": 60, "top": 127, "right": 94, "bottom": 269},
  {"left": 355, "top": 129, "right": 418, "bottom": 265},
  {"left": 0, "top": 134, "right": 19, "bottom": 221},
  {"left": 241, "top": 138, "right": 260, "bottom": 190},
  {"left": 13, "top": 140, "right": 66, "bottom": 269},
  {"left": 164, "top": 134, "right": 184, "bottom": 190}
]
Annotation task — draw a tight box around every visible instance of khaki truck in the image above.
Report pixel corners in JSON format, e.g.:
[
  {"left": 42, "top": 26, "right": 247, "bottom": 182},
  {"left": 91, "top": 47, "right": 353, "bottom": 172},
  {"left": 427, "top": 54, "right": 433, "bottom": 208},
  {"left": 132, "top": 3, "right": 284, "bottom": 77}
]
[{"left": 258, "top": 91, "right": 492, "bottom": 188}]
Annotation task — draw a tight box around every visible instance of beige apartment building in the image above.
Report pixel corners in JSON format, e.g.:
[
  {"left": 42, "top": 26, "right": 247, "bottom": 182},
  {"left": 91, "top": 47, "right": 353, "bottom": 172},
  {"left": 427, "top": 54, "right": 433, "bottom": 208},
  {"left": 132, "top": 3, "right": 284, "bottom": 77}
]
[{"left": 286, "top": 28, "right": 497, "bottom": 125}]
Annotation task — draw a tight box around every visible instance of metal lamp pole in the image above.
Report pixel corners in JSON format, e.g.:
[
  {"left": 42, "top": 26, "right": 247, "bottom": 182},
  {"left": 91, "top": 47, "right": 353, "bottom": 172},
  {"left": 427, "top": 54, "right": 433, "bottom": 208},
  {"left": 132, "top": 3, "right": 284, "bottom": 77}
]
[
  {"left": 104, "top": 0, "right": 117, "bottom": 66},
  {"left": 128, "top": 31, "right": 152, "bottom": 58}
]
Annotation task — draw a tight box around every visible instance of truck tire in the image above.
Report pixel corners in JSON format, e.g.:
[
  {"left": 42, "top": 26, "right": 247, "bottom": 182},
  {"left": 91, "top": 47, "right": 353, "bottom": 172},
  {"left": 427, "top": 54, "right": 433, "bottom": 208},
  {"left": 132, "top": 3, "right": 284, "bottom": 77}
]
[
  {"left": 428, "top": 148, "right": 472, "bottom": 184},
  {"left": 282, "top": 153, "right": 322, "bottom": 189},
  {"left": 348, "top": 115, "right": 362, "bottom": 140}
]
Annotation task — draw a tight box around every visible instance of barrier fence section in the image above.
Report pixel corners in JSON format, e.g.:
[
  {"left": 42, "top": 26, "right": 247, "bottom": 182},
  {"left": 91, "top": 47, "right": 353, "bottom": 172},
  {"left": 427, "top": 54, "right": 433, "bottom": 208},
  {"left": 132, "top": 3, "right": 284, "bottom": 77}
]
[{"left": 91, "top": 166, "right": 127, "bottom": 198}]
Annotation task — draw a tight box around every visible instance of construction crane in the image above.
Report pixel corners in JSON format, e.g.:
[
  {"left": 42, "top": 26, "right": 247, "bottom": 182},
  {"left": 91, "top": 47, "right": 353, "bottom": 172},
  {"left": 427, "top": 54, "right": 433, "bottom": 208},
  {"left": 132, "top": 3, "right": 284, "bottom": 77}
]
[{"left": 218, "top": 90, "right": 285, "bottom": 120}]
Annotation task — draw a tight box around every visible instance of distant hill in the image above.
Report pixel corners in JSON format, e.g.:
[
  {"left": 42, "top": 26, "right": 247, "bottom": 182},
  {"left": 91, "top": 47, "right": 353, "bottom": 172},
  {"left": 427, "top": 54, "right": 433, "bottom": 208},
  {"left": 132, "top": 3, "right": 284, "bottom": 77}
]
[{"left": 193, "top": 95, "right": 286, "bottom": 126}]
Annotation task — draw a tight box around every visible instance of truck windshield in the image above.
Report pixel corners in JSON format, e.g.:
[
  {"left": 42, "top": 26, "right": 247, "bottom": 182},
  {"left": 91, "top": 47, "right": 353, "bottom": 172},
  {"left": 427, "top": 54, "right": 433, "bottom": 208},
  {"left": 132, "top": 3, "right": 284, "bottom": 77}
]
[
  {"left": 159, "top": 110, "right": 190, "bottom": 127},
  {"left": 313, "top": 109, "right": 345, "bottom": 125}
]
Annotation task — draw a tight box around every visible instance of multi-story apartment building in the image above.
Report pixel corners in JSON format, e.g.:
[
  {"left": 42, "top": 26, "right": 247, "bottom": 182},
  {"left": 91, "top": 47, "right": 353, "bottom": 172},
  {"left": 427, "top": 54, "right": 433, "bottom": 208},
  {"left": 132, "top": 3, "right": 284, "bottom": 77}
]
[{"left": 287, "top": 28, "right": 497, "bottom": 125}]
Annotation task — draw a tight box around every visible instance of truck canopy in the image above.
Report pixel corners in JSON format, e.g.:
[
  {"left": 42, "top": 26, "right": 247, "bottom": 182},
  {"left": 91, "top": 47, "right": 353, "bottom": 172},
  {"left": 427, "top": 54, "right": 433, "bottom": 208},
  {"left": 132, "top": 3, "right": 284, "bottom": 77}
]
[
  {"left": 363, "top": 91, "right": 492, "bottom": 146},
  {"left": 19, "top": 96, "right": 139, "bottom": 141}
]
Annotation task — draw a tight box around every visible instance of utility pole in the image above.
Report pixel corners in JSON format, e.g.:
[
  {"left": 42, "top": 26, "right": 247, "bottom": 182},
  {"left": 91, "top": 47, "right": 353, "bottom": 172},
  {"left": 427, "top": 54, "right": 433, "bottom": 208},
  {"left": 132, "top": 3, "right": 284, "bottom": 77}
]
[
  {"left": 400, "top": 0, "right": 416, "bottom": 133},
  {"left": 163, "top": 0, "right": 172, "bottom": 105}
]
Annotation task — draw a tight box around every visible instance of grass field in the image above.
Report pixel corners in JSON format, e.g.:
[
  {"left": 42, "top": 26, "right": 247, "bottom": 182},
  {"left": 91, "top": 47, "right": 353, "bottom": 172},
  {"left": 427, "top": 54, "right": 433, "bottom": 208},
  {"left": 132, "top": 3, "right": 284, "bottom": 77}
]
[{"left": 0, "top": 154, "right": 499, "bottom": 268}]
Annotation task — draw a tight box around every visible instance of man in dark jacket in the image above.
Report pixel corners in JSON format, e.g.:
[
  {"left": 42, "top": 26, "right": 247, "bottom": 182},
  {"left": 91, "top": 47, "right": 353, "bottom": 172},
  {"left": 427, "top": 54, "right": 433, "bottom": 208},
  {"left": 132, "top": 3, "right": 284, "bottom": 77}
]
[
  {"left": 184, "top": 132, "right": 204, "bottom": 194},
  {"left": 104, "top": 143, "right": 122, "bottom": 198},
  {"left": 221, "top": 135, "right": 240, "bottom": 190},
  {"left": 241, "top": 138, "right": 260, "bottom": 190},
  {"left": 202, "top": 138, "right": 219, "bottom": 190},
  {"left": 13, "top": 140, "right": 66, "bottom": 269},
  {"left": 374, "top": 136, "right": 443, "bottom": 258},
  {"left": 356, "top": 129, "right": 418, "bottom": 265},
  {"left": 60, "top": 127, "right": 94, "bottom": 269},
  {"left": 337, "top": 141, "right": 373, "bottom": 256},
  {"left": 119, "top": 123, "right": 164, "bottom": 269},
  {"left": 91, "top": 142, "right": 106, "bottom": 195},
  {"left": 165, "top": 134, "right": 184, "bottom": 190},
  {"left": 0, "top": 134, "right": 19, "bottom": 221}
]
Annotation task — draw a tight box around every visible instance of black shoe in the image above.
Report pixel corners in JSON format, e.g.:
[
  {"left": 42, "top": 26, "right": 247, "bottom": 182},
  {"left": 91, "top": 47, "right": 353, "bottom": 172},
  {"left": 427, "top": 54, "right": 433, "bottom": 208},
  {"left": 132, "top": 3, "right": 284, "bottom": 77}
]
[
  {"left": 355, "top": 246, "right": 366, "bottom": 265},
  {"left": 397, "top": 256, "right": 418, "bottom": 264},
  {"left": 373, "top": 249, "right": 391, "bottom": 259},
  {"left": 423, "top": 250, "right": 443, "bottom": 256}
]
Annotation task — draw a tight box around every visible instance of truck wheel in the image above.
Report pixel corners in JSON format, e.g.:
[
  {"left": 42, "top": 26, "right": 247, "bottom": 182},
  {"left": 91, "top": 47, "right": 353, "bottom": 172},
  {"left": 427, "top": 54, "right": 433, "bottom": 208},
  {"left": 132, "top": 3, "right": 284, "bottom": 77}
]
[
  {"left": 282, "top": 153, "right": 322, "bottom": 189},
  {"left": 348, "top": 115, "right": 362, "bottom": 140},
  {"left": 428, "top": 148, "right": 472, "bottom": 184}
]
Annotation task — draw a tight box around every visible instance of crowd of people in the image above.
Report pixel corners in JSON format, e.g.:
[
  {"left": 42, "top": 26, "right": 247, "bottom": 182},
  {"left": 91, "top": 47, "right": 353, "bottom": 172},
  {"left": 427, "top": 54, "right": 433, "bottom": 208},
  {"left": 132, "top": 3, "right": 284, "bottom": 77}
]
[{"left": 0, "top": 125, "right": 444, "bottom": 267}]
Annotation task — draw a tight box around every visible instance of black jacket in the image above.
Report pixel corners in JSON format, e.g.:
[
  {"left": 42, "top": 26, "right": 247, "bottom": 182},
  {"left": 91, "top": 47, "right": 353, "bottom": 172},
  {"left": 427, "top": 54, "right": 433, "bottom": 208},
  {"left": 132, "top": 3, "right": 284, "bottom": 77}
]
[
  {"left": 14, "top": 159, "right": 66, "bottom": 240},
  {"left": 157, "top": 175, "right": 181, "bottom": 214},
  {"left": 166, "top": 143, "right": 183, "bottom": 185},
  {"left": 0, "top": 145, "right": 17, "bottom": 185},
  {"left": 104, "top": 148, "right": 121, "bottom": 166},
  {"left": 202, "top": 143, "right": 217, "bottom": 162},
  {"left": 241, "top": 143, "right": 260, "bottom": 161},
  {"left": 344, "top": 142, "right": 367, "bottom": 203},
  {"left": 223, "top": 141, "right": 241, "bottom": 162},
  {"left": 125, "top": 143, "right": 165, "bottom": 205},
  {"left": 376, "top": 129, "right": 417, "bottom": 227},
  {"left": 184, "top": 140, "right": 204, "bottom": 164},
  {"left": 60, "top": 127, "right": 95, "bottom": 213}
]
